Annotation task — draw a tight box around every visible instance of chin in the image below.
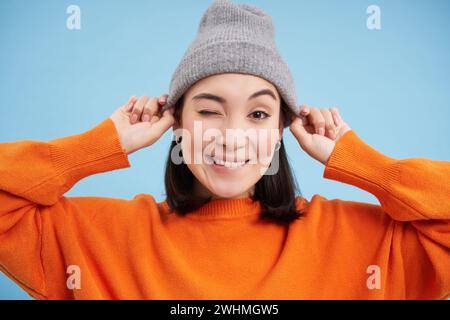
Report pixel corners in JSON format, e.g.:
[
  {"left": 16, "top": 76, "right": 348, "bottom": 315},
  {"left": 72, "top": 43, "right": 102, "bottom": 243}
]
[{"left": 191, "top": 165, "right": 257, "bottom": 199}]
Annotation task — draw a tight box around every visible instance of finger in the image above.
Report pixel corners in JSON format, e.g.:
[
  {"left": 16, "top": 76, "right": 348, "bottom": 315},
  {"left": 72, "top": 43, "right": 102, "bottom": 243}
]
[
  {"left": 128, "top": 95, "right": 138, "bottom": 104},
  {"left": 299, "top": 114, "right": 308, "bottom": 126},
  {"left": 130, "top": 96, "right": 149, "bottom": 124},
  {"left": 291, "top": 113, "right": 313, "bottom": 132},
  {"left": 158, "top": 94, "right": 169, "bottom": 105},
  {"left": 151, "top": 109, "right": 175, "bottom": 138},
  {"left": 142, "top": 97, "right": 159, "bottom": 122},
  {"left": 330, "top": 107, "right": 341, "bottom": 126},
  {"left": 289, "top": 116, "right": 314, "bottom": 152},
  {"left": 336, "top": 110, "right": 344, "bottom": 125},
  {"left": 309, "top": 108, "right": 325, "bottom": 136},
  {"left": 123, "top": 96, "right": 138, "bottom": 112},
  {"left": 299, "top": 105, "right": 310, "bottom": 117},
  {"left": 320, "top": 108, "right": 336, "bottom": 139},
  {"left": 290, "top": 115, "right": 311, "bottom": 139},
  {"left": 150, "top": 115, "right": 160, "bottom": 125}
]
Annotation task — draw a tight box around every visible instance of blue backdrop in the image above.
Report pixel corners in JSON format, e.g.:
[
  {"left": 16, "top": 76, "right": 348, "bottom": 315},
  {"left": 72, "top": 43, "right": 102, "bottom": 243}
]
[{"left": 0, "top": 0, "right": 449, "bottom": 299}]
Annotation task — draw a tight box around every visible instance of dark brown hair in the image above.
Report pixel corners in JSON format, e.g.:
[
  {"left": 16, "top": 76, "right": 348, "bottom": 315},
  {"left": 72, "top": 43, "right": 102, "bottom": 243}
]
[{"left": 164, "top": 94, "right": 305, "bottom": 224}]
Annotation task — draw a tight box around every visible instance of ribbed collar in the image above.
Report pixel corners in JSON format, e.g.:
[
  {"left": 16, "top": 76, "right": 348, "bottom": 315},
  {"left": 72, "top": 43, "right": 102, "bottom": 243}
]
[
  {"left": 160, "top": 196, "right": 308, "bottom": 220},
  {"left": 161, "top": 196, "right": 263, "bottom": 220}
]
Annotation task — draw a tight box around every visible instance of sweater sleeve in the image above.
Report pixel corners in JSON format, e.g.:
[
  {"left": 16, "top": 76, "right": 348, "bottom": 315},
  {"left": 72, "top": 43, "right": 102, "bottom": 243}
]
[
  {"left": 323, "top": 130, "right": 450, "bottom": 299},
  {"left": 0, "top": 117, "right": 131, "bottom": 298}
]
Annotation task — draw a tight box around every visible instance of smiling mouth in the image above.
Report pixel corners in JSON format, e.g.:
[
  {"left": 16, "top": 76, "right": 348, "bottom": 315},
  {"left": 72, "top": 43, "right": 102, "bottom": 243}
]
[{"left": 205, "top": 155, "right": 250, "bottom": 169}]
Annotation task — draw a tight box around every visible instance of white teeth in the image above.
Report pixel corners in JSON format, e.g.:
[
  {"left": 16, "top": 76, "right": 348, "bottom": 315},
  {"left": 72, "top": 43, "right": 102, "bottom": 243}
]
[{"left": 207, "top": 156, "right": 246, "bottom": 168}]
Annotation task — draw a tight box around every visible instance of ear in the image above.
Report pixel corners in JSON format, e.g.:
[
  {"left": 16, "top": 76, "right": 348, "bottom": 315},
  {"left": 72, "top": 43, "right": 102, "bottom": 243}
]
[{"left": 172, "top": 108, "right": 181, "bottom": 131}]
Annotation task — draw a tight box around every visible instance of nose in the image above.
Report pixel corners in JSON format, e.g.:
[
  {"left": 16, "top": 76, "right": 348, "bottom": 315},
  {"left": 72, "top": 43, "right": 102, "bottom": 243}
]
[
  {"left": 212, "top": 114, "right": 242, "bottom": 144},
  {"left": 212, "top": 120, "right": 249, "bottom": 162},
  {"left": 212, "top": 133, "right": 247, "bottom": 162}
]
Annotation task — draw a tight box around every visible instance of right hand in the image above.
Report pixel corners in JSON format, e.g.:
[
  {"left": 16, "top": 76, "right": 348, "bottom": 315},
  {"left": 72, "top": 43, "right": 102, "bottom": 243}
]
[{"left": 109, "top": 94, "right": 175, "bottom": 155}]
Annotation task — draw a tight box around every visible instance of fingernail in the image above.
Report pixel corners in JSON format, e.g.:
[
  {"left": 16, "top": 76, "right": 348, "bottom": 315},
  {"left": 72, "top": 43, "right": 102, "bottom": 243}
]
[
  {"left": 142, "top": 115, "right": 150, "bottom": 122},
  {"left": 319, "top": 128, "right": 325, "bottom": 136},
  {"left": 131, "top": 114, "right": 138, "bottom": 123}
]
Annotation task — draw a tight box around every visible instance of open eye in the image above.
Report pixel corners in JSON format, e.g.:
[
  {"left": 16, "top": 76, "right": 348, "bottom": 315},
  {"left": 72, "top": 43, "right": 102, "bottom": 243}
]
[{"left": 249, "top": 110, "right": 270, "bottom": 120}]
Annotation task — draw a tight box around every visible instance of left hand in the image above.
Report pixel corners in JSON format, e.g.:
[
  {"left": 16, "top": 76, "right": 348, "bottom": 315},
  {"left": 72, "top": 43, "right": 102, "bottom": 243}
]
[
  {"left": 109, "top": 94, "right": 174, "bottom": 155},
  {"left": 289, "top": 105, "right": 352, "bottom": 165}
]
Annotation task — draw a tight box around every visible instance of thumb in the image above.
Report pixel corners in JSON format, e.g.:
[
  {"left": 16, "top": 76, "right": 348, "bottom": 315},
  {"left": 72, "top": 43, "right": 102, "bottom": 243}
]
[{"left": 151, "top": 108, "right": 175, "bottom": 139}]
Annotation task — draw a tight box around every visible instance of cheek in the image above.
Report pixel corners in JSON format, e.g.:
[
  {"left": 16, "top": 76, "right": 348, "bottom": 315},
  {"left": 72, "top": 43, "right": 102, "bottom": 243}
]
[{"left": 178, "top": 125, "right": 212, "bottom": 165}]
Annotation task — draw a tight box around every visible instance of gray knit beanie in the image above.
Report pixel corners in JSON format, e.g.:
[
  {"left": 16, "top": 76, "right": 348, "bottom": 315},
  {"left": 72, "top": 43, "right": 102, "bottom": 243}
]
[{"left": 162, "top": 0, "right": 298, "bottom": 127}]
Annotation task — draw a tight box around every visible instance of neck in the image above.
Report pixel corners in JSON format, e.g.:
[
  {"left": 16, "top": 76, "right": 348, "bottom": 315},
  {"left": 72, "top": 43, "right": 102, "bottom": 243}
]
[{"left": 193, "top": 180, "right": 255, "bottom": 201}]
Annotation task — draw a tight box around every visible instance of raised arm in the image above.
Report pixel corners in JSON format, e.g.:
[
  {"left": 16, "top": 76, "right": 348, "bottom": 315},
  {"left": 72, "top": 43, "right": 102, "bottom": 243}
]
[
  {"left": 0, "top": 117, "right": 131, "bottom": 298},
  {"left": 0, "top": 95, "right": 175, "bottom": 298},
  {"left": 323, "top": 129, "right": 450, "bottom": 299},
  {"left": 290, "top": 105, "right": 449, "bottom": 299}
]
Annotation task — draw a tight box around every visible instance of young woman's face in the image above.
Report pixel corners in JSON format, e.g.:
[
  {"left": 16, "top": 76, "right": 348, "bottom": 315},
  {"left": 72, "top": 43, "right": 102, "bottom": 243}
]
[{"left": 176, "top": 73, "right": 284, "bottom": 200}]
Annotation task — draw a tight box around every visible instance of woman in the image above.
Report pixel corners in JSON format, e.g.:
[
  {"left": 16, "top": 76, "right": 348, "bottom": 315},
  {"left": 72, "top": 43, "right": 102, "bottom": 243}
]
[{"left": 0, "top": 0, "right": 449, "bottom": 300}]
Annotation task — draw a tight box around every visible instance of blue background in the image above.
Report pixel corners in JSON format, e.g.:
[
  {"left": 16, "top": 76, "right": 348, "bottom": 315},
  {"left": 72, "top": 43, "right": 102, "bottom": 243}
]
[{"left": 0, "top": 0, "right": 449, "bottom": 299}]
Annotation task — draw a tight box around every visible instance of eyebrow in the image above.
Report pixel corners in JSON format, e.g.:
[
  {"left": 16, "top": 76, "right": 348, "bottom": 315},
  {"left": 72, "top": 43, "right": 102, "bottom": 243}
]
[{"left": 191, "top": 89, "right": 278, "bottom": 104}]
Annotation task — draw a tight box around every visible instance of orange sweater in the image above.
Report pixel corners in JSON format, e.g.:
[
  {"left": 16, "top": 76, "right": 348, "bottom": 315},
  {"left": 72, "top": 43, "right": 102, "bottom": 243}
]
[{"left": 0, "top": 117, "right": 449, "bottom": 300}]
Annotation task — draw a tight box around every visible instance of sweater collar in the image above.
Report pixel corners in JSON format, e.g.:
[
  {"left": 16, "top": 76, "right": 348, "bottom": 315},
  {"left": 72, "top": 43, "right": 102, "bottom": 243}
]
[
  {"left": 192, "top": 196, "right": 262, "bottom": 219},
  {"left": 161, "top": 196, "right": 308, "bottom": 220},
  {"left": 158, "top": 196, "right": 261, "bottom": 220}
]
